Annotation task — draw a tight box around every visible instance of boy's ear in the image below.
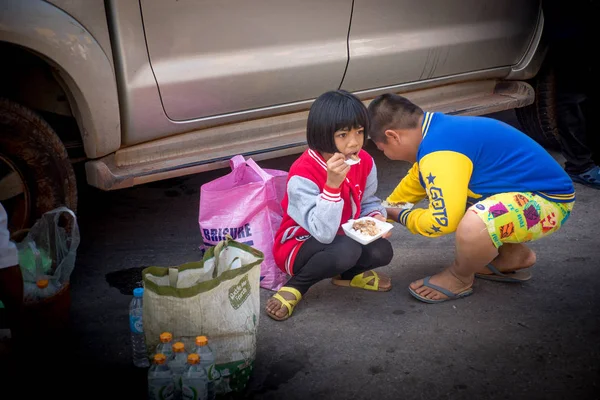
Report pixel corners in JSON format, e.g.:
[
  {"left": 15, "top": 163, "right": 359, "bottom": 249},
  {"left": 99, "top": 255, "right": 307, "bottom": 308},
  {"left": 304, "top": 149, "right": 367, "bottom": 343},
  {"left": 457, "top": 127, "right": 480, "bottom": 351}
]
[{"left": 384, "top": 129, "right": 401, "bottom": 142}]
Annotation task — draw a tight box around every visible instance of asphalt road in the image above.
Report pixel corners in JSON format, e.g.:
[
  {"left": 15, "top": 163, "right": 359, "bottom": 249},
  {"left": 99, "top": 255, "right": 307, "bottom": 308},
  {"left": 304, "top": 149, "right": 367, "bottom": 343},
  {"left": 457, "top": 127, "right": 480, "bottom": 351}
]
[{"left": 3, "top": 111, "right": 599, "bottom": 399}]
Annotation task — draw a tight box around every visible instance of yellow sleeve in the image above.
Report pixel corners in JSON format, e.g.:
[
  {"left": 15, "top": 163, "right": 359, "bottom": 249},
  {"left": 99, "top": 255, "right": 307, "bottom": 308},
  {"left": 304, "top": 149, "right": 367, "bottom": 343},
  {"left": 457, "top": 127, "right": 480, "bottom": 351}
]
[
  {"left": 386, "top": 162, "right": 427, "bottom": 204},
  {"left": 398, "top": 151, "right": 473, "bottom": 237}
]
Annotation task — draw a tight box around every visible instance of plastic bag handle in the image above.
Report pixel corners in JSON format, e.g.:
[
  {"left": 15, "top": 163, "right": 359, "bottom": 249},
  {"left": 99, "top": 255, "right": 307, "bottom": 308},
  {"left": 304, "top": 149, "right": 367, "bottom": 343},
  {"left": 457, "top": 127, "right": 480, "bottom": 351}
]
[
  {"left": 245, "top": 158, "right": 272, "bottom": 182},
  {"left": 211, "top": 236, "right": 228, "bottom": 279},
  {"left": 49, "top": 207, "right": 80, "bottom": 251},
  {"left": 229, "top": 155, "right": 246, "bottom": 170},
  {"left": 229, "top": 155, "right": 271, "bottom": 182},
  {"left": 168, "top": 268, "right": 178, "bottom": 288}
]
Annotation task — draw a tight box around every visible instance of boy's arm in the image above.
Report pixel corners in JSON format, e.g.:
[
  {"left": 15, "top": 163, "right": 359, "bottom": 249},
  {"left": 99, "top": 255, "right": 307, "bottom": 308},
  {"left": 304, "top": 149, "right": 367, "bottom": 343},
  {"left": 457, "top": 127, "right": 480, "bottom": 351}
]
[
  {"left": 397, "top": 151, "right": 473, "bottom": 237},
  {"left": 386, "top": 162, "right": 428, "bottom": 205},
  {"left": 287, "top": 175, "right": 344, "bottom": 244},
  {"left": 359, "top": 162, "right": 387, "bottom": 218}
]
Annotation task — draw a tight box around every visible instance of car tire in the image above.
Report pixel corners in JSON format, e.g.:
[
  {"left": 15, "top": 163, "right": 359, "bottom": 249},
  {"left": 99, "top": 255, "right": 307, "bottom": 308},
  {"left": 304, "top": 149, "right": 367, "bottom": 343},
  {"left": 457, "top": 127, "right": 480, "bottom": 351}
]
[
  {"left": 515, "top": 66, "right": 562, "bottom": 150},
  {"left": 0, "top": 98, "right": 77, "bottom": 233}
]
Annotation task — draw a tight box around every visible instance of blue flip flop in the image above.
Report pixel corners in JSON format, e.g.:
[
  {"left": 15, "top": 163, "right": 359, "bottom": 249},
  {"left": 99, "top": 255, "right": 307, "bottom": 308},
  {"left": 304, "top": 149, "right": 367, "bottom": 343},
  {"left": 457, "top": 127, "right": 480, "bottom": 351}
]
[
  {"left": 475, "top": 264, "right": 532, "bottom": 283},
  {"left": 408, "top": 276, "right": 473, "bottom": 304},
  {"left": 568, "top": 165, "right": 600, "bottom": 189}
]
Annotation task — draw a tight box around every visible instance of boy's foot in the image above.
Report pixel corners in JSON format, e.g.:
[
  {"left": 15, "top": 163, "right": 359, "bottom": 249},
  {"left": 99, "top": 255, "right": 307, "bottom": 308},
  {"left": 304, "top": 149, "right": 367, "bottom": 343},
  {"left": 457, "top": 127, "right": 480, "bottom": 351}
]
[
  {"left": 265, "top": 286, "right": 302, "bottom": 321},
  {"left": 474, "top": 244, "right": 536, "bottom": 280},
  {"left": 409, "top": 268, "right": 473, "bottom": 302},
  {"left": 568, "top": 165, "right": 600, "bottom": 189},
  {"left": 475, "top": 264, "right": 532, "bottom": 282}
]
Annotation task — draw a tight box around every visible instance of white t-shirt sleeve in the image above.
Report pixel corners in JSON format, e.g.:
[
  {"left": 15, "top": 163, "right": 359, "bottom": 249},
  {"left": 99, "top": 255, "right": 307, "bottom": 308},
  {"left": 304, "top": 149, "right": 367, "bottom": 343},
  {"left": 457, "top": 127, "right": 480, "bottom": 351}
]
[{"left": 0, "top": 203, "right": 18, "bottom": 269}]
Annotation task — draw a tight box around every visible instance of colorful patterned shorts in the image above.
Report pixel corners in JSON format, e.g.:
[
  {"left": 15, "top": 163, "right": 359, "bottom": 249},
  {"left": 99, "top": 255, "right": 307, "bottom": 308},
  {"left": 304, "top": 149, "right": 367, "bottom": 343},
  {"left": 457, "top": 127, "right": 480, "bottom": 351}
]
[{"left": 469, "top": 192, "right": 574, "bottom": 248}]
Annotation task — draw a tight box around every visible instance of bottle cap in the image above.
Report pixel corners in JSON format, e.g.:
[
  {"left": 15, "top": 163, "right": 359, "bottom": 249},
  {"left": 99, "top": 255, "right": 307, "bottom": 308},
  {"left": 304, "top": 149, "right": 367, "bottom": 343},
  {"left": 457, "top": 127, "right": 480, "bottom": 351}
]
[
  {"left": 133, "top": 288, "right": 144, "bottom": 297},
  {"left": 154, "top": 353, "right": 167, "bottom": 365},
  {"left": 172, "top": 342, "right": 185, "bottom": 352},
  {"left": 36, "top": 279, "right": 49, "bottom": 289},
  {"left": 195, "top": 336, "right": 208, "bottom": 346},
  {"left": 159, "top": 332, "right": 173, "bottom": 343},
  {"left": 187, "top": 353, "right": 200, "bottom": 364}
]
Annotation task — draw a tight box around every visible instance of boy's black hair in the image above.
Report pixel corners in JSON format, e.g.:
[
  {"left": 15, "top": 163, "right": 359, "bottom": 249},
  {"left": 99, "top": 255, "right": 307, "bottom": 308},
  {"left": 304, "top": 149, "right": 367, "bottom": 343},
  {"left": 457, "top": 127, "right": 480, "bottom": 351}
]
[
  {"left": 307, "top": 90, "right": 369, "bottom": 153},
  {"left": 367, "top": 94, "right": 424, "bottom": 143}
]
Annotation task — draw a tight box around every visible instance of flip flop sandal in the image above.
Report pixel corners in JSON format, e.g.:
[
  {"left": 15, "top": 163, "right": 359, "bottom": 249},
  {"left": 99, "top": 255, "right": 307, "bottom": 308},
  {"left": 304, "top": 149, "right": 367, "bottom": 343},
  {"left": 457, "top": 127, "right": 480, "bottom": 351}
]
[
  {"left": 266, "top": 286, "right": 302, "bottom": 321},
  {"left": 475, "top": 264, "right": 532, "bottom": 283},
  {"left": 331, "top": 270, "right": 392, "bottom": 292},
  {"left": 568, "top": 166, "right": 600, "bottom": 189},
  {"left": 408, "top": 276, "right": 473, "bottom": 304}
]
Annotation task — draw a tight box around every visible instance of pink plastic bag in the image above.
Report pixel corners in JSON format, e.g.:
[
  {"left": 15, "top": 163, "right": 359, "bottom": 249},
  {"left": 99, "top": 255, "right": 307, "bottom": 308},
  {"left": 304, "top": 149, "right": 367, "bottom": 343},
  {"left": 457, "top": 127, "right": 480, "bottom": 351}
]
[{"left": 199, "top": 155, "right": 289, "bottom": 291}]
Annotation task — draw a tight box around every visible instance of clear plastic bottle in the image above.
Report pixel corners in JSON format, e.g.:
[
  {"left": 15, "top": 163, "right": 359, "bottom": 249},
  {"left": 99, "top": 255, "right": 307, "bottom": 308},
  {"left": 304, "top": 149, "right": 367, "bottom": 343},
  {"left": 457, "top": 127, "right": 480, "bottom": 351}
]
[
  {"left": 193, "top": 336, "right": 219, "bottom": 400},
  {"left": 168, "top": 342, "right": 189, "bottom": 397},
  {"left": 156, "top": 332, "right": 174, "bottom": 359},
  {"left": 23, "top": 278, "right": 58, "bottom": 303},
  {"left": 182, "top": 353, "right": 209, "bottom": 400},
  {"left": 129, "top": 287, "right": 150, "bottom": 368},
  {"left": 148, "top": 353, "right": 175, "bottom": 400}
]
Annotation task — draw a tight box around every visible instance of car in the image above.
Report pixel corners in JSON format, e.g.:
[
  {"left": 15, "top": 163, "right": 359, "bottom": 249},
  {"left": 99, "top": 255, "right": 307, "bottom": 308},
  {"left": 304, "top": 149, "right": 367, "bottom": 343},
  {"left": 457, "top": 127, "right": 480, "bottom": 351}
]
[{"left": 0, "top": 0, "right": 553, "bottom": 233}]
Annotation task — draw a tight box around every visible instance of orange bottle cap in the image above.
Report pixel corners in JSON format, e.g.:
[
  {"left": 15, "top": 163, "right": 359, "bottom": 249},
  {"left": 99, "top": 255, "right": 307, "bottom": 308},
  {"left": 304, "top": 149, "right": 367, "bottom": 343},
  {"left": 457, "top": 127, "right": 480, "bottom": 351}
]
[
  {"left": 195, "top": 336, "right": 208, "bottom": 346},
  {"left": 159, "top": 332, "right": 173, "bottom": 343},
  {"left": 154, "top": 353, "right": 167, "bottom": 364},
  {"left": 172, "top": 342, "right": 185, "bottom": 352},
  {"left": 187, "top": 353, "right": 200, "bottom": 364},
  {"left": 36, "top": 279, "right": 49, "bottom": 289}
]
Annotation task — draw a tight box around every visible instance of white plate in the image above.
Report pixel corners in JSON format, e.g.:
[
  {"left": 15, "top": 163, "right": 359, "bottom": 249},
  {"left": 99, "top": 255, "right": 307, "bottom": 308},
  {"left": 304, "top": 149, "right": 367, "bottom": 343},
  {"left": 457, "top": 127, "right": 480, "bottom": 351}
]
[
  {"left": 342, "top": 216, "right": 394, "bottom": 245},
  {"left": 382, "top": 200, "right": 414, "bottom": 210}
]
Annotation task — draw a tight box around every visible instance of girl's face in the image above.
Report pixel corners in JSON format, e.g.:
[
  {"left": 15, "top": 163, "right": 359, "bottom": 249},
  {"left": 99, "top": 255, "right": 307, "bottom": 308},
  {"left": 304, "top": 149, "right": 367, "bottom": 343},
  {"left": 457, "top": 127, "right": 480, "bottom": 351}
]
[{"left": 332, "top": 126, "right": 365, "bottom": 159}]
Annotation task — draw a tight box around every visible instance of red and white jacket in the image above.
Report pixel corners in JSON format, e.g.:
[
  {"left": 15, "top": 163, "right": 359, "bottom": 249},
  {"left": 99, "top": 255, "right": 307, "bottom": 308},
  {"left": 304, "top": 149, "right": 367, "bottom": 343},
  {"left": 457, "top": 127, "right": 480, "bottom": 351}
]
[{"left": 273, "top": 149, "right": 386, "bottom": 275}]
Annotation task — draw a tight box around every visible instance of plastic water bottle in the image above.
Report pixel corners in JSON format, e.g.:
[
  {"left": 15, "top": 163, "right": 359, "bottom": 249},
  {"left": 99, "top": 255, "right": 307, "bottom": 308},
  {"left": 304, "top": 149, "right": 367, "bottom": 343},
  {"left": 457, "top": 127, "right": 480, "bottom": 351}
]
[
  {"left": 182, "top": 353, "right": 209, "bottom": 400},
  {"left": 23, "top": 279, "right": 58, "bottom": 303},
  {"left": 168, "top": 342, "right": 188, "bottom": 397},
  {"left": 148, "top": 353, "right": 175, "bottom": 400},
  {"left": 156, "top": 332, "right": 174, "bottom": 359},
  {"left": 129, "top": 287, "right": 150, "bottom": 368},
  {"left": 193, "top": 336, "right": 218, "bottom": 400}
]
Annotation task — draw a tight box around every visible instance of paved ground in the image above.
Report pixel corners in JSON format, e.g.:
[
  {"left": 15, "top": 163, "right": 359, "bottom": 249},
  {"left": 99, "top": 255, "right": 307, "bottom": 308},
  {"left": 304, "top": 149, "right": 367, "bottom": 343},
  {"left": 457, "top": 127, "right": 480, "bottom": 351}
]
[{"left": 3, "top": 112, "right": 599, "bottom": 399}]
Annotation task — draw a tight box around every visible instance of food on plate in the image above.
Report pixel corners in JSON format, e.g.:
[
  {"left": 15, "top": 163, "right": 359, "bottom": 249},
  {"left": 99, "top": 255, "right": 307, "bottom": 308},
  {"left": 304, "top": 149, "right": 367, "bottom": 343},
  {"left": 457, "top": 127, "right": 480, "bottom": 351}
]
[
  {"left": 352, "top": 219, "right": 381, "bottom": 236},
  {"left": 382, "top": 200, "right": 413, "bottom": 209},
  {"left": 386, "top": 201, "right": 406, "bottom": 207}
]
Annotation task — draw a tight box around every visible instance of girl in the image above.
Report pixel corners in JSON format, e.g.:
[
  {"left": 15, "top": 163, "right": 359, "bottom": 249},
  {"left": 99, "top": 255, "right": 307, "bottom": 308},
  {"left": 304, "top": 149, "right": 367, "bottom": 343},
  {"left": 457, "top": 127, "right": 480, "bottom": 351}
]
[{"left": 266, "top": 90, "right": 394, "bottom": 321}]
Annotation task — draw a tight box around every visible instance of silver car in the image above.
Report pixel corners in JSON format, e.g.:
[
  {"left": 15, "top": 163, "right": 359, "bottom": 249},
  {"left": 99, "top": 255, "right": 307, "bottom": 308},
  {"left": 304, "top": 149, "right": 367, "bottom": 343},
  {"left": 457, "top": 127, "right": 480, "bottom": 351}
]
[{"left": 0, "top": 0, "right": 552, "bottom": 232}]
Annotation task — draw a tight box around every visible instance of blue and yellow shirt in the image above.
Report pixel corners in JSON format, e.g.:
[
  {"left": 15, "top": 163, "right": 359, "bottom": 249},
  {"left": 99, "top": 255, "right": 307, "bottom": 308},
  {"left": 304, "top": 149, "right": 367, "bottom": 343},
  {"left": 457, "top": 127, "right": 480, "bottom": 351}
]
[{"left": 388, "top": 112, "right": 575, "bottom": 237}]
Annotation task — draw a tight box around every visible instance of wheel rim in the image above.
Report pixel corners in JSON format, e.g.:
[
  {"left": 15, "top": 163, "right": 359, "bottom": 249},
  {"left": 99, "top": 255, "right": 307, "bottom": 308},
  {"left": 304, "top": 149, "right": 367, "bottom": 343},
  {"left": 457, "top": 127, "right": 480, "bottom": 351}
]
[{"left": 0, "top": 154, "right": 31, "bottom": 233}]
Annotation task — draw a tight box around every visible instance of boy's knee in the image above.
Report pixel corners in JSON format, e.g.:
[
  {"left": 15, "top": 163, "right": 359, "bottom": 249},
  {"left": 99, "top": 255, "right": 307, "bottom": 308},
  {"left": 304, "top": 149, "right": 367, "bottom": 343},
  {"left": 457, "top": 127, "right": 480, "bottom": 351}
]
[{"left": 456, "top": 211, "right": 490, "bottom": 245}]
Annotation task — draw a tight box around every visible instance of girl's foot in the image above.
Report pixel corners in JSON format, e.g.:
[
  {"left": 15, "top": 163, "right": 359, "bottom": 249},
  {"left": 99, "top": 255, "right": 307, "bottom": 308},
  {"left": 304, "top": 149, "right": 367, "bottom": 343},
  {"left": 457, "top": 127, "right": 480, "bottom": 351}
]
[{"left": 265, "top": 287, "right": 302, "bottom": 321}]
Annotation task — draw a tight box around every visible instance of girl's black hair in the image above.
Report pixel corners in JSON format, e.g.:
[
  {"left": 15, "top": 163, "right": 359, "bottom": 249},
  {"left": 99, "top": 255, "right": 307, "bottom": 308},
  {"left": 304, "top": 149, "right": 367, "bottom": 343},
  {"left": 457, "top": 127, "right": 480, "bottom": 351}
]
[{"left": 306, "top": 90, "right": 369, "bottom": 153}]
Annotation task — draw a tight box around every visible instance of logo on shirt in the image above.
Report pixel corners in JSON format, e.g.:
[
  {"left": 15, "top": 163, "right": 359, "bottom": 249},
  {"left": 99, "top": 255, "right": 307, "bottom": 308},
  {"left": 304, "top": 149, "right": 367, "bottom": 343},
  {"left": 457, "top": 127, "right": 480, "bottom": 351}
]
[{"left": 429, "top": 187, "right": 448, "bottom": 227}]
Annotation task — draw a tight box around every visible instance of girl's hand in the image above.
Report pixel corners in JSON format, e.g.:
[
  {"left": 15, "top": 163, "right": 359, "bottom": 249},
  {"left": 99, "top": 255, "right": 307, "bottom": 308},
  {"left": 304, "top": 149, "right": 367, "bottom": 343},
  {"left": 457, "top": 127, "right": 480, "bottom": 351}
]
[
  {"left": 325, "top": 153, "right": 350, "bottom": 189},
  {"left": 373, "top": 214, "right": 392, "bottom": 239}
]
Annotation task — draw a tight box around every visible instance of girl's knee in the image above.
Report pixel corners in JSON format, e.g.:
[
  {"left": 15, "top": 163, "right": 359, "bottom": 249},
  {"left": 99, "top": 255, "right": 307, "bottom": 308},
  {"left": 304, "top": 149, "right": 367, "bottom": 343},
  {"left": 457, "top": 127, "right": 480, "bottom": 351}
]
[
  {"left": 370, "top": 239, "right": 393, "bottom": 266},
  {"left": 332, "top": 237, "right": 362, "bottom": 271}
]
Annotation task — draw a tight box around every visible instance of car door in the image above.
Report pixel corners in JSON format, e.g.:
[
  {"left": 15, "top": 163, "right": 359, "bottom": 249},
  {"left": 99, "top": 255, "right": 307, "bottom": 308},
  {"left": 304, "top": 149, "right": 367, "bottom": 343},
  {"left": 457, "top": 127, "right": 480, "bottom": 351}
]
[
  {"left": 341, "top": 0, "right": 541, "bottom": 92},
  {"left": 139, "top": 0, "right": 353, "bottom": 121}
]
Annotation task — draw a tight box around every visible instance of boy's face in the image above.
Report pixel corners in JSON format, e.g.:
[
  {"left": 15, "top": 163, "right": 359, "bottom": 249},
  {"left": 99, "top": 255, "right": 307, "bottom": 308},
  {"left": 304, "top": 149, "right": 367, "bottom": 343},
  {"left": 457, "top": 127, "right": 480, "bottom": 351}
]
[
  {"left": 374, "top": 129, "right": 418, "bottom": 163},
  {"left": 333, "top": 126, "right": 365, "bottom": 159}
]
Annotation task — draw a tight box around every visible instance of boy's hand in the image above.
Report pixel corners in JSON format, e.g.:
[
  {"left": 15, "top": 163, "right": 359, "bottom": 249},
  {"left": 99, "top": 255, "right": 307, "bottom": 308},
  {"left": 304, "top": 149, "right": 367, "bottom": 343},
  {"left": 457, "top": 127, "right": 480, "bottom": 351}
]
[
  {"left": 325, "top": 153, "right": 350, "bottom": 189},
  {"left": 385, "top": 207, "right": 401, "bottom": 224},
  {"left": 372, "top": 214, "right": 392, "bottom": 239}
]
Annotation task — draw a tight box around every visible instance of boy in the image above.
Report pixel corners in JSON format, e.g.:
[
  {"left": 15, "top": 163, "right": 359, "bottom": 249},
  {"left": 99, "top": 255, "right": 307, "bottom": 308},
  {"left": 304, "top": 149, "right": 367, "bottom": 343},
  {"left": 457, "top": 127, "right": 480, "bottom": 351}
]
[{"left": 367, "top": 94, "right": 575, "bottom": 303}]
